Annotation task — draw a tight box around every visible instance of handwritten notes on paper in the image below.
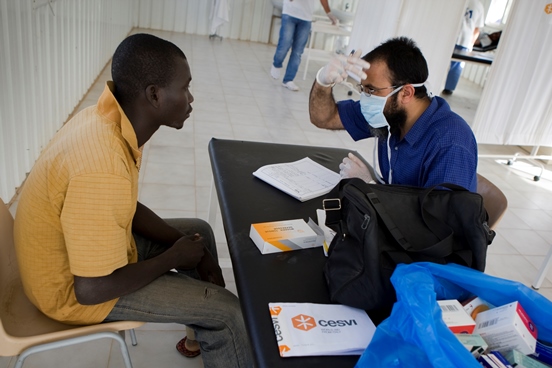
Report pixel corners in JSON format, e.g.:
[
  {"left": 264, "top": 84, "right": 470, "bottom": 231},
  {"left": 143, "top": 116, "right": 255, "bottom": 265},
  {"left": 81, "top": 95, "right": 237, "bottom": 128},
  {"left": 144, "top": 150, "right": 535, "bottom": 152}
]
[{"left": 252, "top": 157, "right": 341, "bottom": 202}]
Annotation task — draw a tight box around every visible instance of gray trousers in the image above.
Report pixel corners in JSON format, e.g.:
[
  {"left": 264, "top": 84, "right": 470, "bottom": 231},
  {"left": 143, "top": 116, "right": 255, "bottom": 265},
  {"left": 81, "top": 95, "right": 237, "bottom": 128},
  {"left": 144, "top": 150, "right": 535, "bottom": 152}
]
[{"left": 104, "top": 218, "right": 253, "bottom": 368}]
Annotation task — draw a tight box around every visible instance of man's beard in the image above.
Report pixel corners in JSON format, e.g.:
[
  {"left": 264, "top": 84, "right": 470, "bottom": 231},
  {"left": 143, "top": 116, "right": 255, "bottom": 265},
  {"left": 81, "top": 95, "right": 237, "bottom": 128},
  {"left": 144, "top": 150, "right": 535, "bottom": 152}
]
[{"left": 367, "top": 95, "right": 407, "bottom": 138}]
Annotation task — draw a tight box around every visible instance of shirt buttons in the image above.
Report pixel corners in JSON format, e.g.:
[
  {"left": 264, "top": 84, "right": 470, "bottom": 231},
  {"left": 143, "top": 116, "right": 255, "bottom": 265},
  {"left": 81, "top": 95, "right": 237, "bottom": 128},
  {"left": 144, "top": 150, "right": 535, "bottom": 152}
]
[{"left": 394, "top": 146, "right": 398, "bottom": 150}]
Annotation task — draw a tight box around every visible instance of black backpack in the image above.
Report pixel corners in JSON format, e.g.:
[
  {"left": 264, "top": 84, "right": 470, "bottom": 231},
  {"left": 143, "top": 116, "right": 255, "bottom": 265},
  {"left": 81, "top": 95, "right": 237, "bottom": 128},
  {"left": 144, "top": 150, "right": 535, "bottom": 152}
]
[{"left": 323, "top": 178, "right": 495, "bottom": 311}]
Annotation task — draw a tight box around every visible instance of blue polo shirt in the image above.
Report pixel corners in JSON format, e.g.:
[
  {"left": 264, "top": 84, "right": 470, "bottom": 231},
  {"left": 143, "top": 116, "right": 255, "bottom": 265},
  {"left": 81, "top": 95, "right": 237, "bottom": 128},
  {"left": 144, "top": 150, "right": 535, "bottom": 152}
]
[{"left": 337, "top": 96, "right": 477, "bottom": 191}]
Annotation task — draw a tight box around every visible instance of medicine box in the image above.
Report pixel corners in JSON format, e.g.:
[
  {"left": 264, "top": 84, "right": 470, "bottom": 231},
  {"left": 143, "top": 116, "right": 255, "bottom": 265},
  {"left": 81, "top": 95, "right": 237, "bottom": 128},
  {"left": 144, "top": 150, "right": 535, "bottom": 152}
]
[
  {"left": 437, "top": 299, "right": 476, "bottom": 334},
  {"left": 250, "top": 219, "right": 322, "bottom": 254},
  {"left": 455, "top": 334, "right": 488, "bottom": 358},
  {"left": 531, "top": 340, "right": 552, "bottom": 366},
  {"left": 463, "top": 296, "right": 494, "bottom": 320},
  {"left": 506, "top": 349, "right": 549, "bottom": 368},
  {"left": 474, "top": 301, "right": 538, "bottom": 355}
]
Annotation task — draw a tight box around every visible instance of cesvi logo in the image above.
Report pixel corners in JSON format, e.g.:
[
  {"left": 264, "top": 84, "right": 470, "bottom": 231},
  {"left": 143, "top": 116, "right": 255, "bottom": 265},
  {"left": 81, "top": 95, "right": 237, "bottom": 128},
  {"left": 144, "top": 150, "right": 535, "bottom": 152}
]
[
  {"left": 546, "top": 3, "right": 552, "bottom": 14},
  {"left": 292, "top": 314, "right": 317, "bottom": 331},
  {"left": 269, "top": 306, "right": 282, "bottom": 316}
]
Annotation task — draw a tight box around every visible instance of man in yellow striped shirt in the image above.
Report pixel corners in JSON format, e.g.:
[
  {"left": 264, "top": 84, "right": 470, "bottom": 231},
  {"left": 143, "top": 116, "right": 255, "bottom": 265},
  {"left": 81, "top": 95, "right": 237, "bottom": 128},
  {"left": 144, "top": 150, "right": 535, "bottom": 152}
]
[{"left": 14, "top": 33, "right": 252, "bottom": 368}]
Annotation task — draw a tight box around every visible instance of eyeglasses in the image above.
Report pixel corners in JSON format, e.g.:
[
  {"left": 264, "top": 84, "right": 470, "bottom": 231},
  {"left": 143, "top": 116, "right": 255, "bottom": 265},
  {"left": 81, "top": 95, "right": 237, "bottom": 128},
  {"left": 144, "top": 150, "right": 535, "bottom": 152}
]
[{"left": 356, "top": 84, "right": 398, "bottom": 97}]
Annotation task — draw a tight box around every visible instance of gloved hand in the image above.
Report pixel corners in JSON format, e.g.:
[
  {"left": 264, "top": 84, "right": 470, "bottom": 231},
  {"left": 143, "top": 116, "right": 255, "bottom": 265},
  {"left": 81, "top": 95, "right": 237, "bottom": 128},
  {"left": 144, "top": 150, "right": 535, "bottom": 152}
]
[
  {"left": 326, "top": 12, "right": 338, "bottom": 25},
  {"left": 316, "top": 49, "right": 370, "bottom": 87},
  {"left": 339, "top": 153, "right": 374, "bottom": 183}
]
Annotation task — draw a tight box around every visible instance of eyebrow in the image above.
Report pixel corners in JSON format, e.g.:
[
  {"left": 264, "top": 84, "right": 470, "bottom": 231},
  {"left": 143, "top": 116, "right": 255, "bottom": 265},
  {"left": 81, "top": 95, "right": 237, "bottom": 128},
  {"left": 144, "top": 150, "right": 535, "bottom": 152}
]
[{"left": 363, "top": 83, "right": 379, "bottom": 90}]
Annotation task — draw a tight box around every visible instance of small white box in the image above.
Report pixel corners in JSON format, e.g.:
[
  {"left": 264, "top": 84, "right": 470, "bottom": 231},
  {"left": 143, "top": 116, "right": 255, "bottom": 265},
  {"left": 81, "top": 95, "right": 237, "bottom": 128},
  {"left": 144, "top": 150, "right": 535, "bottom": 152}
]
[
  {"left": 474, "top": 301, "right": 538, "bottom": 355},
  {"left": 455, "top": 334, "right": 488, "bottom": 358},
  {"left": 250, "top": 219, "right": 322, "bottom": 254},
  {"left": 463, "top": 296, "right": 494, "bottom": 320},
  {"left": 437, "top": 299, "right": 476, "bottom": 334}
]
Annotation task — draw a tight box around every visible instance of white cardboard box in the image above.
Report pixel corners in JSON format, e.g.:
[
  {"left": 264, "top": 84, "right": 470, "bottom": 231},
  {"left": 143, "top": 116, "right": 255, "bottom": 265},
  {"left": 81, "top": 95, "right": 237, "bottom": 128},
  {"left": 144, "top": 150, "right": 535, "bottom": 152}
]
[
  {"left": 474, "top": 301, "right": 538, "bottom": 355},
  {"left": 437, "top": 299, "right": 476, "bottom": 334},
  {"left": 268, "top": 302, "right": 376, "bottom": 357},
  {"left": 250, "top": 219, "right": 323, "bottom": 254},
  {"left": 455, "top": 334, "right": 488, "bottom": 358}
]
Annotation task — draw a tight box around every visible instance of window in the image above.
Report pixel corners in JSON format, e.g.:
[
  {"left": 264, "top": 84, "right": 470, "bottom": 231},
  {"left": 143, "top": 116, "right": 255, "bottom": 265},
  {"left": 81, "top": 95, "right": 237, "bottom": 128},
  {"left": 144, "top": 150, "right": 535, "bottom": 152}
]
[{"left": 485, "top": 0, "right": 514, "bottom": 26}]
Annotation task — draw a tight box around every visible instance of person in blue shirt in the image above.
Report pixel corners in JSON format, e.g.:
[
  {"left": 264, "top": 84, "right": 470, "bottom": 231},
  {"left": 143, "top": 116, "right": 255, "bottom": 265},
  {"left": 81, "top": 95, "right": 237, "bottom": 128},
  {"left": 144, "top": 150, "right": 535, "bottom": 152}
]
[{"left": 308, "top": 37, "right": 478, "bottom": 192}]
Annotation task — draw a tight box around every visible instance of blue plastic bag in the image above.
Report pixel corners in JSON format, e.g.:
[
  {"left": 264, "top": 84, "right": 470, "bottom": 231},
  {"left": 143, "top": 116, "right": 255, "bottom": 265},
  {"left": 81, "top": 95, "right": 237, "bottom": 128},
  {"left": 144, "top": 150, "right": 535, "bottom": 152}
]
[{"left": 355, "top": 262, "right": 552, "bottom": 367}]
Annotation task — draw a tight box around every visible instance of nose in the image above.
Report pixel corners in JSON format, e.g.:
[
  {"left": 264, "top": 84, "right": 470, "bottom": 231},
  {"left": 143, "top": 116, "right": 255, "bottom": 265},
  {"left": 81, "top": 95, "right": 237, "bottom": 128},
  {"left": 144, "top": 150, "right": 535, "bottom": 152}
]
[{"left": 188, "top": 90, "right": 194, "bottom": 104}]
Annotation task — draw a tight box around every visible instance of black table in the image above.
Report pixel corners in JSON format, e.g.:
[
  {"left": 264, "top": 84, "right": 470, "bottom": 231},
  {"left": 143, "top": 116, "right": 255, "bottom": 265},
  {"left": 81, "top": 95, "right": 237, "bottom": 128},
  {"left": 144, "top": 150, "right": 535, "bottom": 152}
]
[
  {"left": 452, "top": 48, "right": 494, "bottom": 65},
  {"left": 208, "top": 138, "right": 383, "bottom": 368}
]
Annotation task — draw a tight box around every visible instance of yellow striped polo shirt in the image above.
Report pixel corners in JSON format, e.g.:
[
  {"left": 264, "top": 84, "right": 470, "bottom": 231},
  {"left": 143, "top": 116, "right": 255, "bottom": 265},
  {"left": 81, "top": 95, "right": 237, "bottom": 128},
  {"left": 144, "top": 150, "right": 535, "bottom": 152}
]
[{"left": 14, "top": 82, "right": 140, "bottom": 324}]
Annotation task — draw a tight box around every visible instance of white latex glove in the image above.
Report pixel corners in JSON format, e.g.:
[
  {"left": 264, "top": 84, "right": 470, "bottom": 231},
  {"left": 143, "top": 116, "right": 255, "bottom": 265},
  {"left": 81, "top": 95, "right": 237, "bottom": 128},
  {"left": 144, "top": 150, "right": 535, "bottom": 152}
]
[
  {"left": 316, "top": 49, "right": 370, "bottom": 87},
  {"left": 326, "top": 12, "right": 338, "bottom": 25},
  {"left": 339, "top": 153, "right": 374, "bottom": 183}
]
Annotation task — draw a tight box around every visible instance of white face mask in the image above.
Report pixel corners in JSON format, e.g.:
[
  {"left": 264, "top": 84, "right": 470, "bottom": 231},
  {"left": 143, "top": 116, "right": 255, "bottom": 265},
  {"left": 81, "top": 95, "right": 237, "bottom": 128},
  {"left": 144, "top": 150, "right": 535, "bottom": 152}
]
[
  {"left": 359, "top": 83, "right": 424, "bottom": 128},
  {"left": 360, "top": 83, "right": 425, "bottom": 184}
]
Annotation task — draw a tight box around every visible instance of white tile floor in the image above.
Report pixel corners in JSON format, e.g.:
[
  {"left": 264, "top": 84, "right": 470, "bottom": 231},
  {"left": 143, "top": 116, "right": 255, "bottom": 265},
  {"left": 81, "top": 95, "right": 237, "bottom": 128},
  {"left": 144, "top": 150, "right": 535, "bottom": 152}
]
[{"left": 4, "top": 29, "right": 552, "bottom": 368}]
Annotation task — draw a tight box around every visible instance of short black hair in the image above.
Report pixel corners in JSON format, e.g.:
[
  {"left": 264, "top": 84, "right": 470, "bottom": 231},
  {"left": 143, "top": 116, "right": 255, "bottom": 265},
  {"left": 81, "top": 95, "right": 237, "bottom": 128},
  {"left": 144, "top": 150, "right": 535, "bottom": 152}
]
[
  {"left": 111, "top": 33, "right": 187, "bottom": 104},
  {"left": 363, "top": 37, "right": 429, "bottom": 99}
]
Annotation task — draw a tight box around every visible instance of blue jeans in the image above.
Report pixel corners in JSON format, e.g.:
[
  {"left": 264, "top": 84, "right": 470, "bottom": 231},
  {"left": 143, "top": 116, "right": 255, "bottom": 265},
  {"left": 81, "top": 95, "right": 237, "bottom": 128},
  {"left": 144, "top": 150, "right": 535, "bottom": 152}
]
[
  {"left": 445, "top": 45, "right": 469, "bottom": 91},
  {"left": 273, "top": 14, "right": 312, "bottom": 83},
  {"left": 104, "top": 218, "right": 253, "bottom": 368}
]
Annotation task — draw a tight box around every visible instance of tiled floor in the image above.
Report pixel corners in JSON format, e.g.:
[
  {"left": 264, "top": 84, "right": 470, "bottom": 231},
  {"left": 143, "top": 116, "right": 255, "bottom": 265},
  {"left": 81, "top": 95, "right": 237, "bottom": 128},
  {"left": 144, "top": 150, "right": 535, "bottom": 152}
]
[{"left": 4, "top": 29, "right": 552, "bottom": 368}]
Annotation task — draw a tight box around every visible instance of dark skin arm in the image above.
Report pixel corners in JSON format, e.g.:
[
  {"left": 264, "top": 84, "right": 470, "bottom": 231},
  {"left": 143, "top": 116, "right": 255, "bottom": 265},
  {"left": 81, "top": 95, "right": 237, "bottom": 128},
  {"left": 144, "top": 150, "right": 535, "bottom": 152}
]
[
  {"left": 74, "top": 202, "right": 224, "bottom": 305},
  {"left": 132, "top": 201, "right": 184, "bottom": 245}
]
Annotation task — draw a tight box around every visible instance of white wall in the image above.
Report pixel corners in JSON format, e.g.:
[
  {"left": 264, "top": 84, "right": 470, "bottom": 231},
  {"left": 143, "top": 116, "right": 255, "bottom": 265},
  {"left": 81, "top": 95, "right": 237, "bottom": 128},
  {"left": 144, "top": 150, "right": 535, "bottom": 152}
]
[
  {"left": 136, "top": 0, "right": 274, "bottom": 43},
  {"left": 3, "top": 0, "right": 544, "bottom": 202},
  {"left": 347, "top": 0, "right": 466, "bottom": 95},
  {"left": 0, "top": 0, "right": 137, "bottom": 202},
  {"left": 0, "top": 0, "right": 465, "bottom": 202}
]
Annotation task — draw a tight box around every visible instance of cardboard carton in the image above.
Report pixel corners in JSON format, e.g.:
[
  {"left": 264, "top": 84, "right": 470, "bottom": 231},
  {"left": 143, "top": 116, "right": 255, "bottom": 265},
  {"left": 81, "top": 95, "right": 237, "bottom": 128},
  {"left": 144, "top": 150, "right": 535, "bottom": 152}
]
[
  {"left": 250, "top": 219, "right": 323, "bottom": 254},
  {"left": 474, "top": 301, "right": 538, "bottom": 355},
  {"left": 455, "top": 333, "right": 488, "bottom": 358},
  {"left": 437, "top": 299, "right": 476, "bottom": 334}
]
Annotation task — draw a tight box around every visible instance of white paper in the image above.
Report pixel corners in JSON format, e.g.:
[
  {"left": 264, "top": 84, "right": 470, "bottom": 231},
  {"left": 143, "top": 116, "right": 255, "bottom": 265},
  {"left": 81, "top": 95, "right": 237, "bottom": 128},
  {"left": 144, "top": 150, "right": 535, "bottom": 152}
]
[
  {"left": 269, "top": 302, "right": 376, "bottom": 357},
  {"left": 253, "top": 157, "right": 341, "bottom": 202},
  {"left": 316, "top": 209, "right": 336, "bottom": 257}
]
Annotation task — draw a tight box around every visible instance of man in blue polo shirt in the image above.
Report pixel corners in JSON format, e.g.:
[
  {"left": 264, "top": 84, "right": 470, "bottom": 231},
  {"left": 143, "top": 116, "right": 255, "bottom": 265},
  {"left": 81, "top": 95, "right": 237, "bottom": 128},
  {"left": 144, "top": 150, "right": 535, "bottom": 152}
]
[{"left": 308, "top": 37, "right": 478, "bottom": 191}]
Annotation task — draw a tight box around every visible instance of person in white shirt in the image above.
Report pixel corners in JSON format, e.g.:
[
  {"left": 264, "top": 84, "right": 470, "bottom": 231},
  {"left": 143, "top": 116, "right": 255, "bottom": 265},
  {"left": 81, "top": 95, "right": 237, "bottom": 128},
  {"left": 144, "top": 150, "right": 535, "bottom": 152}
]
[
  {"left": 270, "top": 0, "right": 337, "bottom": 91},
  {"left": 443, "top": 0, "right": 485, "bottom": 95}
]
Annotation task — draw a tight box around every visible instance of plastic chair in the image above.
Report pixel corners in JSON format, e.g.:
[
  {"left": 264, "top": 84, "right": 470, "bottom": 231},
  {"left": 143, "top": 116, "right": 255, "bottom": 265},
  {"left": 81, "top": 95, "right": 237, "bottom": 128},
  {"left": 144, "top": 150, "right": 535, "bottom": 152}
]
[
  {"left": 474, "top": 176, "right": 552, "bottom": 290},
  {"left": 0, "top": 200, "right": 144, "bottom": 368},
  {"left": 476, "top": 174, "right": 508, "bottom": 230}
]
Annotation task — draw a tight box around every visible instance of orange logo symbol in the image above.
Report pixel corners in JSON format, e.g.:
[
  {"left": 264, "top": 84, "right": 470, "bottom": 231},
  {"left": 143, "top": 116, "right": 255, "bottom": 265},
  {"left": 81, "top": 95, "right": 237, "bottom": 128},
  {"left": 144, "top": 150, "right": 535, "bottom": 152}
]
[
  {"left": 292, "top": 314, "right": 317, "bottom": 331},
  {"left": 270, "top": 306, "right": 282, "bottom": 316},
  {"left": 546, "top": 3, "right": 552, "bottom": 14},
  {"left": 279, "top": 345, "right": 291, "bottom": 355}
]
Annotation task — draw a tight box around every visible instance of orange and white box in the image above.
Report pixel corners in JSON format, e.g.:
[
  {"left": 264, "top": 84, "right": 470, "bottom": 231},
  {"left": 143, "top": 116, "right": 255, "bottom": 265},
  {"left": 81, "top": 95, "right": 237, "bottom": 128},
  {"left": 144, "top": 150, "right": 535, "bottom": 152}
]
[
  {"left": 268, "top": 302, "right": 376, "bottom": 357},
  {"left": 250, "top": 219, "right": 323, "bottom": 254},
  {"left": 462, "top": 296, "right": 494, "bottom": 320},
  {"left": 437, "top": 299, "right": 477, "bottom": 334},
  {"left": 474, "top": 301, "right": 538, "bottom": 355}
]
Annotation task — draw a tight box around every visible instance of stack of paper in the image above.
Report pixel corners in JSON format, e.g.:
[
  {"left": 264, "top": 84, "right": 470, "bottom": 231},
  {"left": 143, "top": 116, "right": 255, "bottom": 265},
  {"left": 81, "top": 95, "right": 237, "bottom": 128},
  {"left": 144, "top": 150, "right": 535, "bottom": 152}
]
[
  {"left": 269, "top": 302, "right": 376, "bottom": 357},
  {"left": 253, "top": 157, "right": 341, "bottom": 202}
]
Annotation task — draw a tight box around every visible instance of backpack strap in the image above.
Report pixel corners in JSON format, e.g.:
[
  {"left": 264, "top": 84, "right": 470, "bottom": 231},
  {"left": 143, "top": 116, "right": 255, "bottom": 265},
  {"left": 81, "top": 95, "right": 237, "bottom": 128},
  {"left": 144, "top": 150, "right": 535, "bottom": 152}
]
[{"left": 360, "top": 181, "right": 453, "bottom": 259}]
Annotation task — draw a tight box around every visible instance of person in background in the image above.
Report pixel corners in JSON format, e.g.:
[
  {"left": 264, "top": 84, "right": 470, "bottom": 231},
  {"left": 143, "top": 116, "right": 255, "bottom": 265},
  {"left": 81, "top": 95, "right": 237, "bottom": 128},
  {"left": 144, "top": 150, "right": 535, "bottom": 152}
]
[
  {"left": 14, "top": 33, "right": 253, "bottom": 368},
  {"left": 443, "top": 0, "right": 485, "bottom": 95},
  {"left": 474, "top": 30, "right": 502, "bottom": 49},
  {"left": 271, "top": 0, "right": 338, "bottom": 91},
  {"left": 309, "top": 37, "right": 478, "bottom": 192}
]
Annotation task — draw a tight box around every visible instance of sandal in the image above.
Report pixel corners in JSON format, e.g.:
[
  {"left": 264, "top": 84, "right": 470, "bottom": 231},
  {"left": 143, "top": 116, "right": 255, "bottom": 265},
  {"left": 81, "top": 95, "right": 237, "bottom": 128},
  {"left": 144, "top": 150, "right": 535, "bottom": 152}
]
[{"left": 176, "top": 336, "right": 201, "bottom": 358}]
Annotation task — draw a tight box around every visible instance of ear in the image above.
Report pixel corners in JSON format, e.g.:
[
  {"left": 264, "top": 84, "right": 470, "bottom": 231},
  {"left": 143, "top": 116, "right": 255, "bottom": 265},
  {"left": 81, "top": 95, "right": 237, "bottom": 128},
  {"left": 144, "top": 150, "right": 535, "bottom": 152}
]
[
  {"left": 145, "top": 85, "right": 161, "bottom": 108},
  {"left": 398, "top": 84, "right": 416, "bottom": 104}
]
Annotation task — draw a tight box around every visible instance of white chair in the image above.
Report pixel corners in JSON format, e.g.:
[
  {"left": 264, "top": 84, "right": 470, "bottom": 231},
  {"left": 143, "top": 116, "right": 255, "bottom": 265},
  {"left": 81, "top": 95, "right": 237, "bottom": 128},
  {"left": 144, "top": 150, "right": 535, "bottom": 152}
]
[{"left": 0, "top": 199, "right": 144, "bottom": 368}]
